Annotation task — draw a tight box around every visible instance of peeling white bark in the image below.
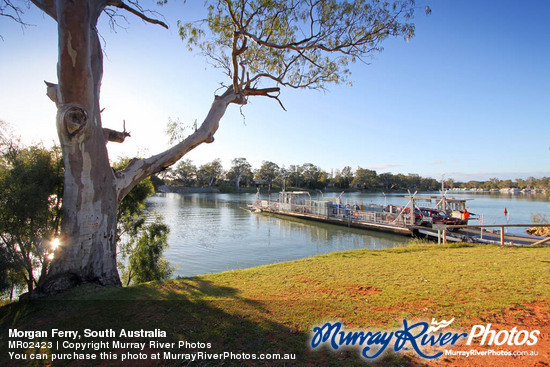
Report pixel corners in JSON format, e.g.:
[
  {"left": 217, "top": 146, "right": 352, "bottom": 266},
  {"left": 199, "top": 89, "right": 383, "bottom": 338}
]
[
  {"left": 116, "top": 88, "right": 245, "bottom": 200},
  {"left": 67, "top": 33, "right": 78, "bottom": 67},
  {"left": 236, "top": 171, "right": 244, "bottom": 191},
  {"left": 37, "top": 0, "right": 122, "bottom": 294}
]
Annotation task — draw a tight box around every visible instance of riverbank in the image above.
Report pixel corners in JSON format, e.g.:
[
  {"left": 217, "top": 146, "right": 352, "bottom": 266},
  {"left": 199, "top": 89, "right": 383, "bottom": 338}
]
[
  {"left": 157, "top": 185, "right": 221, "bottom": 194},
  {"left": 1, "top": 243, "right": 548, "bottom": 366}
]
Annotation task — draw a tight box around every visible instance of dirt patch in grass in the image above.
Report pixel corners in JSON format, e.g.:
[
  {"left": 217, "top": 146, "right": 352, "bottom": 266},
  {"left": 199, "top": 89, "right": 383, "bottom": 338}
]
[
  {"left": 349, "top": 285, "right": 381, "bottom": 296},
  {"left": 421, "top": 299, "right": 550, "bottom": 367}
]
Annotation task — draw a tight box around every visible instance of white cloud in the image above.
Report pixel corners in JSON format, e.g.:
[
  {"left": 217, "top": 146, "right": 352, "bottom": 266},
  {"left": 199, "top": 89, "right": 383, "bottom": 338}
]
[{"left": 366, "top": 164, "right": 404, "bottom": 171}]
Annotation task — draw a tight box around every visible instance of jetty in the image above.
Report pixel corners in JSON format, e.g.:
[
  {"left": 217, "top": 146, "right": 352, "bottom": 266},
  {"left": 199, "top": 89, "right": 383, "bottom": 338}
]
[{"left": 250, "top": 191, "right": 549, "bottom": 246}]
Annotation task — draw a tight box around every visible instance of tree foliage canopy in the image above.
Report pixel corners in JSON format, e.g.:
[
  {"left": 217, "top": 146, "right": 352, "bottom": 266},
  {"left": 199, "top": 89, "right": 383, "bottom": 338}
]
[
  {"left": 172, "top": 159, "right": 198, "bottom": 186},
  {"left": 123, "top": 214, "right": 171, "bottom": 286},
  {"left": 180, "top": 0, "right": 423, "bottom": 106},
  {"left": 256, "top": 160, "right": 280, "bottom": 184},
  {"left": 197, "top": 159, "right": 224, "bottom": 187},
  {"left": 226, "top": 157, "right": 252, "bottom": 190},
  {"left": 113, "top": 158, "right": 173, "bottom": 287},
  {"left": 0, "top": 124, "right": 63, "bottom": 295}
]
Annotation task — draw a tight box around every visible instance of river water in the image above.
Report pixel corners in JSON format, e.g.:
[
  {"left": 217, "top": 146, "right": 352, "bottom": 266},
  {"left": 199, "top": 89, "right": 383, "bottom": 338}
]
[{"left": 144, "top": 192, "right": 550, "bottom": 278}]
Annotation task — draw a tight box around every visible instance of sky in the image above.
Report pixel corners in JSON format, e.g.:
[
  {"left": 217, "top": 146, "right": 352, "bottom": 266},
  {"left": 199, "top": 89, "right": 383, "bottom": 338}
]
[{"left": 1, "top": 0, "right": 549, "bottom": 182}]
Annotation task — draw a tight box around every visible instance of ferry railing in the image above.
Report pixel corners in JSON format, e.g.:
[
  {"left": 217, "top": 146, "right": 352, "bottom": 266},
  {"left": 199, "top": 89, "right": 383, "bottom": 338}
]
[
  {"left": 444, "top": 223, "right": 550, "bottom": 246},
  {"left": 414, "top": 223, "right": 550, "bottom": 246},
  {"left": 336, "top": 206, "right": 409, "bottom": 227},
  {"left": 260, "top": 198, "right": 411, "bottom": 227}
]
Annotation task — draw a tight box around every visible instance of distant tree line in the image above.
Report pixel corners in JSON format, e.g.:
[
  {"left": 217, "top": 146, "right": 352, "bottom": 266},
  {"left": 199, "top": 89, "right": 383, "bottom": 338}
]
[
  {"left": 445, "top": 177, "right": 550, "bottom": 191},
  {"left": 159, "top": 158, "right": 442, "bottom": 192},
  {"left": 160, "top": 158, "right": 550, "bottom": 193}
]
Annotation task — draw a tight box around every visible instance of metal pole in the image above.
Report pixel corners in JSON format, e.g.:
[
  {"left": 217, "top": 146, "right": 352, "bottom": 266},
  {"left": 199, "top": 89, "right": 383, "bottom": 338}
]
[
  {"left": 530, "top": 236, "right": 550, "bottom": 246},
  {"left": 480, "top": 214, "right": 484, "bottom": 240}
]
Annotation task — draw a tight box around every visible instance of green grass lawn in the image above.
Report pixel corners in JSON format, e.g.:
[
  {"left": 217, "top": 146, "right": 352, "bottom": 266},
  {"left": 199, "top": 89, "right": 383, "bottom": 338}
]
[{"left": 1, "top": 243, "right": 549, "bottom": 366}]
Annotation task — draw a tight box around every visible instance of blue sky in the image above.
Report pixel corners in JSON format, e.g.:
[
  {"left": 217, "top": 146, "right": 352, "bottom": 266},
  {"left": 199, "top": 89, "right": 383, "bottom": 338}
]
[{"left": 1, "top": 0, "right": 549, "bottom": 181}]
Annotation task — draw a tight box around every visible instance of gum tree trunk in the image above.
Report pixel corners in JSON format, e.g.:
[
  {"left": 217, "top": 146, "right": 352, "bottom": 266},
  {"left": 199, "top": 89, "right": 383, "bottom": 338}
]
[
  {"left": 30, "top": 0, "right": 246, "bottom": 295},
  {"left": 36, "top": 0, "right": 121, "bottom": 293}
]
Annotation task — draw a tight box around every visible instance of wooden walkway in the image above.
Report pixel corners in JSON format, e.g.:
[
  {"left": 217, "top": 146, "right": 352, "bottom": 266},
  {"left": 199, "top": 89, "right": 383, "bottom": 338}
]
[{"left": 414, "top": 224, "right": 550, "bottom": 246}]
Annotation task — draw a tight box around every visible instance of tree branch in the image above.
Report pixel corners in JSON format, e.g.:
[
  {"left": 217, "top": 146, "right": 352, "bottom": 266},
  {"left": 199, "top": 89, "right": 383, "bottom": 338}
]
[
  {"left": 243, "top": 86, "right": 280, "bottom": 96},
  {"left": 115, "top": 88, "right": 245, "bottom": 200},
  {"left": 231, "top": 32, "right": 240, "bottom": 92},
  {"left": 105, "top": 0, "right": 168, "bottom": 29},
  {"left": 29, "top": 0, "right": 57, "bottom": 21},
  {"left": 243, "top": 86, "right": 286, "bottom": 110},
  {"left": 103, "top": 126, "right": 130, "bottom": 144},
  {"left": 44, "top": 81, "right": 60, "bottom": 105},
  {"left": 231, "top": 35, "right": 248, "bottom": 91},
  {"left": 1, "top": 0, "right": 31, "bottom": 27}
]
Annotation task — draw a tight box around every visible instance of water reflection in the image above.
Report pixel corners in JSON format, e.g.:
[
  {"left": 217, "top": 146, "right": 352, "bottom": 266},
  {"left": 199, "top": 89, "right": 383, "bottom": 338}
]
[
  {"left": 145, "top": 193, "right": 407, "bottom": 277},
  {"left": 145, "top": 192, "right": 549, "bottom": 277}
]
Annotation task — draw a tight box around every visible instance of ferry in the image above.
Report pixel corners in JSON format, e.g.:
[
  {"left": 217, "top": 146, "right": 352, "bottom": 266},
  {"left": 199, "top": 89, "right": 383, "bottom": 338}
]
[
  {"left": 249, "top": 191, "right": 475, "bottom": 237},
  {"left": 248, "top": 191, "right": 548, "bottom": 246}
]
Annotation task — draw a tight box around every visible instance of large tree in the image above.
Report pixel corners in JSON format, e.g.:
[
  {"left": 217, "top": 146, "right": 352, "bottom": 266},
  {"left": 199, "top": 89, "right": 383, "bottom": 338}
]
[
  {"left": 352, "top": 167, "right": 377, "bottom": 189},
  {"left": 301, "top": 163, "right": 328, "bottom": 190},
  {"left": 171, "top": 159, "right": 197, "bottom": 187},
  {"left": 196, "top": 159, "right": 224, "bottom": 187},
  {"left": 256, "top": 161, "right": 280, "bottom": 186},
  {"left": 21, "top": 0, "right": 423, "bottom": 293},
  {"left": 226, "top": 157, "right": 252, "bottom": 191},
  {"left": 26, "top": 0, "right": 172, "bottom": 294}
]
